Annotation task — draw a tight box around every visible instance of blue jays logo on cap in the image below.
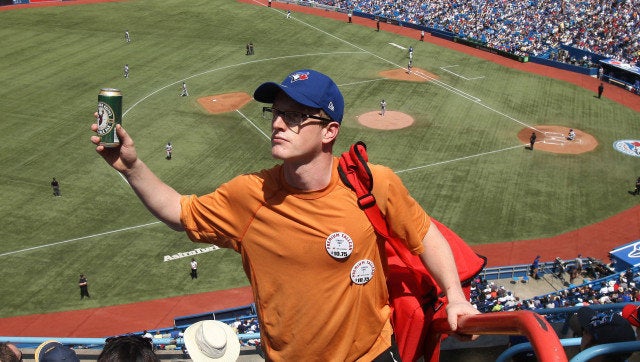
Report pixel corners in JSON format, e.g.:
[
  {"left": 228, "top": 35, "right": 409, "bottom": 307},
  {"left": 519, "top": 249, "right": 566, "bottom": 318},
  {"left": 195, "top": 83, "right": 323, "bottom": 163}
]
[
  {"left": 289, "top": 72, "right": 309, "bottom": 82},
  {"left": 254, "top": 69, "right": 345, "bottom": 123}
]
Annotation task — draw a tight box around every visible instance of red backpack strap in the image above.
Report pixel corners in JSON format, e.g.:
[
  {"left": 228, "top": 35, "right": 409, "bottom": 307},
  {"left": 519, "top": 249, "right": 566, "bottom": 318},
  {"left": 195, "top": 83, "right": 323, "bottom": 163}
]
[
  {"left": 338, "top": 141, "right": 389, "bottom": 237},
  {"left": 338, "top": 142, "right": 424, "bottom": 279}
]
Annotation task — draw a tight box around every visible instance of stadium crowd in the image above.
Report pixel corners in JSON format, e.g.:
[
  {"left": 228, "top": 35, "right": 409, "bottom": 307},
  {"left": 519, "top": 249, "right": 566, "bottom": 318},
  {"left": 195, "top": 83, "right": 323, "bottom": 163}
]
[
  {"left": 470, "top": 257, "right": 640, "bottom": 316},
  {"left": 315, "top": 0, "right": 640, "bottom": 65}
]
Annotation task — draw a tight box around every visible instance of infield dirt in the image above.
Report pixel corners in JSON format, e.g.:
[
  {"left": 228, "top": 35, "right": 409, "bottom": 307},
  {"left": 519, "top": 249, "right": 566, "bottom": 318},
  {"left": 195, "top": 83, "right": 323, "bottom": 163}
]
[
  {"left": 197, "top": 92, "right": 252, "bottom": 114},
  {"left": 517, "top": 125, "right": 598, "bottom": 154}
]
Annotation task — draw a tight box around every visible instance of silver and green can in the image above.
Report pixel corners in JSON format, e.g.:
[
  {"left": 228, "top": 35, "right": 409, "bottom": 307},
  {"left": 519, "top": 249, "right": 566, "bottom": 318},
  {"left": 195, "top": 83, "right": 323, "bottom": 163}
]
[{"left": 97, "top": 88, "right": 123, "bottom": 147}]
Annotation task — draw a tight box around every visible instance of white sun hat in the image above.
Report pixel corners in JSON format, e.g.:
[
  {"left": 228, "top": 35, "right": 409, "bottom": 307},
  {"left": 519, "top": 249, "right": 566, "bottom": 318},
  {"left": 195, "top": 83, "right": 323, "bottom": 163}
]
[{"left": 184, "top": 320, "right": 241, "bottom": 362}]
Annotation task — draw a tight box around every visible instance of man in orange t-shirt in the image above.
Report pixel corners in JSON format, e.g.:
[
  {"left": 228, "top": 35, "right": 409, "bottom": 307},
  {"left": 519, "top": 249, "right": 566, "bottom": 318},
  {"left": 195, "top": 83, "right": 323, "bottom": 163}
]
[{"left": 91, "top": 69, "right": 478, "bottom": 361}]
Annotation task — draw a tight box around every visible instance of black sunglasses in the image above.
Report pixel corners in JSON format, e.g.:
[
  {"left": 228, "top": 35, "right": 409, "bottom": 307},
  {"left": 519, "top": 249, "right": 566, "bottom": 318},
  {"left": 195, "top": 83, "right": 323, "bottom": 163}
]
[{"left": 262, "top": 107, "right": 333, "bottom": 127}]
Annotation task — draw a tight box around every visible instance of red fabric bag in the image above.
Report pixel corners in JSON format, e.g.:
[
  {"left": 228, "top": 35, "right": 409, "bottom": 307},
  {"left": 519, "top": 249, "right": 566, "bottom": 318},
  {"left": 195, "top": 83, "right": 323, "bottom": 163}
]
[{"left": 339, "top": 142, "right": 486, "bottom": 362}]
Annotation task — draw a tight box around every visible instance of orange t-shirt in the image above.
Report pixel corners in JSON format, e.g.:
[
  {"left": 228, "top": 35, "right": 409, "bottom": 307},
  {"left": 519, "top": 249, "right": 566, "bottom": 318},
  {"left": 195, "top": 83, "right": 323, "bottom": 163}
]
[{"left": 180, "top": 157, "right": 430, "bottom": 361}]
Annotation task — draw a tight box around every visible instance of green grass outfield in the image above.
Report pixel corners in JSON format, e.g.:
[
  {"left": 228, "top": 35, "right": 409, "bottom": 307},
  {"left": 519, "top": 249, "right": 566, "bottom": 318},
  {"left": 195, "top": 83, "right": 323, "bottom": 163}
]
[{"left": 0, "top": 0, "right": 638, "bottom": 318}]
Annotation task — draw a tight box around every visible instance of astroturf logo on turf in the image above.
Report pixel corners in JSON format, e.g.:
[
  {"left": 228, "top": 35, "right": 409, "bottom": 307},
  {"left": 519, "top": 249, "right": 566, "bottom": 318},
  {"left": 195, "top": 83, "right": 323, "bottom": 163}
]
[
  {"left": 613, "top": 140, "right": 640, "bottom": 157},
  {"left": 163, "top": 246, "right": 219, "bottom": 262}
]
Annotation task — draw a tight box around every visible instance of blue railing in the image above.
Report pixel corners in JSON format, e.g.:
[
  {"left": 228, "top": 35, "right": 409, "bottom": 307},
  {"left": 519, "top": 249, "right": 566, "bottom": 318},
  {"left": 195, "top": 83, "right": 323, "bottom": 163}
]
[{"left": 498, "top": 338, "right": 640, "bottom": 362}]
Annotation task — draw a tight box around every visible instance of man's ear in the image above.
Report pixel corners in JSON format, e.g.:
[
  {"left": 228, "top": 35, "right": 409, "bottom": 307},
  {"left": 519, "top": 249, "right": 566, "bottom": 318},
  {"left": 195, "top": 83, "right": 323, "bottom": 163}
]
[{"left": 322, "top": 122, "right": 340, "bottom": 144}]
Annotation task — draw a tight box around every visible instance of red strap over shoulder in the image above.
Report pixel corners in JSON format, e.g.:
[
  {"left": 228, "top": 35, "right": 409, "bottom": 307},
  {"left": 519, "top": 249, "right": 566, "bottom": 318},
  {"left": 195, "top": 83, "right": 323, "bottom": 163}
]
[
  {"left": 338, "top": 141, "right": 377, "bottom": 211},
  {"left": 338, "top": 142, "right": 424, "bottom": 278}
]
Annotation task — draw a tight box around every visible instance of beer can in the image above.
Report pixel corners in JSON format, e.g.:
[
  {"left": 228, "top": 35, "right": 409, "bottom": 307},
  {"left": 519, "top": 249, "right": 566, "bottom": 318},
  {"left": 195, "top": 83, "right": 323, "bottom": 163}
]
[{"left": 97, "top": 88, "right": 123, "bottom": 147}]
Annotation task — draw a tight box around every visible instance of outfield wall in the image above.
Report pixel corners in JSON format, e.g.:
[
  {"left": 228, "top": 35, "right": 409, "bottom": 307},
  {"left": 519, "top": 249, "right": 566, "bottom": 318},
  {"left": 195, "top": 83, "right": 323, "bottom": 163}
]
[{"left": 529, "top": 56, "right": 598, "bottom": 77}]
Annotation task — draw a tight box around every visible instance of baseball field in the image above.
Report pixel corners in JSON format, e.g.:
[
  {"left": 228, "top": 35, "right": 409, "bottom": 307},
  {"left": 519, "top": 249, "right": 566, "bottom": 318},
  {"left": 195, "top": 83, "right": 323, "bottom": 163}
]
[{"left": 0, "top": 0, "right": 639, "bottom": 324}]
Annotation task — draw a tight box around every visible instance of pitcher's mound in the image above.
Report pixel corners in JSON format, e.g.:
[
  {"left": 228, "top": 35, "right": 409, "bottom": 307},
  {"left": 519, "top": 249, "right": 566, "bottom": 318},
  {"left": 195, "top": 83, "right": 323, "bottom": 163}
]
[
  {"left": 517, "top": 125, "right": 598, "bottom": 154},
  {"left": 197, "top": 92, "right": 252, "bottom": 114},
  {"left": 379, "top": 67, "right": 439, "bottom": 82},
  {"left": 358, "top": 111, "right": 414, "bottom": 130}
]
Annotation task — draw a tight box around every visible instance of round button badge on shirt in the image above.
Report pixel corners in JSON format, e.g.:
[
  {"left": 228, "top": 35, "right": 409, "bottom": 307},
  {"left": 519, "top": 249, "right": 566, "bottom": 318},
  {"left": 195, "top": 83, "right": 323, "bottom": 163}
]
[
  {"left": 350, "top": 259, "right": 375, "bottom": 285},
  {"left": 325, "top": 232, "right": 354, "bottom": 259}
]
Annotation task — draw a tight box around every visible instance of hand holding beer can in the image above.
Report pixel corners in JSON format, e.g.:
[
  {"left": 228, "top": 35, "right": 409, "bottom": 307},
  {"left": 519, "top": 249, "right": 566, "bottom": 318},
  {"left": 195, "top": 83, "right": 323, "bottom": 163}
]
[{"left": 97, "top": 88, "right": 122, "bottom": 147}]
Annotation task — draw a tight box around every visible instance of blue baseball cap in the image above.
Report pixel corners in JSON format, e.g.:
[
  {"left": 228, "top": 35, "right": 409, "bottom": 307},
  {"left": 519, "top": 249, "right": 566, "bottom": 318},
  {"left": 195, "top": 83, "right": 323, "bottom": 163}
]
[
  {"left": 253, "top": 69, "right": 344, "bottom": 123},
  {"left": 35, "top": 340, "right": 80, "bottom": 362}
]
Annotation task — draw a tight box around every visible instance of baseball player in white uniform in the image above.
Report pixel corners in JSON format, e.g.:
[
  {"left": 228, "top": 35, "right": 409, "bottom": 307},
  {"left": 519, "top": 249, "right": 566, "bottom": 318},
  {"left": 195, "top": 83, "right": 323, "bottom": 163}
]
[{"left": 165, "top": 142, "right": 173, "bottom": 160}]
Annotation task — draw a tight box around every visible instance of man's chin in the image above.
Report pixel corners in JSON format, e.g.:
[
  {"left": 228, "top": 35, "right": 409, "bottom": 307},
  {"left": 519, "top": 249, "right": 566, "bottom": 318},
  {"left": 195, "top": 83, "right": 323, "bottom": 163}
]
[{"left": 271, "top": 148, "right": 286, "bottom": 160}]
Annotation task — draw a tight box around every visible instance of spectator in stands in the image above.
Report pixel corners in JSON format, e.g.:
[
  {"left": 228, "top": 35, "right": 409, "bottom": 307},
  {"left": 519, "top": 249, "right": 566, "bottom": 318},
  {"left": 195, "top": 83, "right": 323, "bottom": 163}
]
[
  {"left": 567, "top": 264, "right": 578, "bottom": 284},
  {"left": 530, "top": 255, "right": 541, "bottom": 279},
  {"left": 237, "top": 319, "right": 249, "bottom": 334},
  {"left": 554, "top": 257, "right": 566, "bottom": 281},
  {"left": 575, "top": 254, "right": 583, "bottom": 275},
  {"left": 247, "top": 318, "right": 259, "bottom": 333},
  {"left": 0, "top": 342, "right": 21, "bottom": 362},
  {"left": 35, "top": 340, "right": 80, "bottom": 362},
  {"left": 90, "top": 69, "right": 478, "bottom": 360},
  {"left": 231, "top": 317, "right": 241, "bottom": 332},
  {"left": 98, "top": 335, "right": 159, "bottom": 362},
  {"left": 183, "top": 320, "right": 240, "bottom": 362},
  {"left": 571, "top": 306, "right": 636, "bottom": 362},
  {"left": 170, "top": 327, "right": 182, "bottom": 339}
]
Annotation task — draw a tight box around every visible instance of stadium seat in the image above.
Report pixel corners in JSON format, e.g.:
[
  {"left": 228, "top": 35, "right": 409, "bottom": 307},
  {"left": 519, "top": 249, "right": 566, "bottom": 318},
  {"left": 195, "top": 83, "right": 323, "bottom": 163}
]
[
  {"left": 521, "top": 275, "right": 529, "bottom": 283},
  {"left": 511, "top": 276, "right": 519, "bottom": 284}
]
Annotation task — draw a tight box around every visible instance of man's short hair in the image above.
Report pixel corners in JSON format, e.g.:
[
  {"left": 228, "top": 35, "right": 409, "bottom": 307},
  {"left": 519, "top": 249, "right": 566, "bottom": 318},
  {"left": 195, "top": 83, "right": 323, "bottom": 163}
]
[
  {"left": 0, "top": 342, "right": 21, "bottom": 362},
  {"left": 98, "top": 335, "right": 159, "bottom": 362}
]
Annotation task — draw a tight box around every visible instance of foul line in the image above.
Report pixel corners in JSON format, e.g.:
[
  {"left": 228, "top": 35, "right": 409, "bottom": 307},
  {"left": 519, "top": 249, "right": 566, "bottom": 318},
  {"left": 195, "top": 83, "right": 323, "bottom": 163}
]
[
  {"left": 236, "top": 109, "right": 270, "bottom": 140},
  {"left": 0, "top": 222, "right": 161, "bottom": 257},
  {"left": 440, "top": 65, "right": 485, "bottom": 80},
  {"left": 389, "top": 42, "right": 406, "bottom": 50},
  {"left": 395, "top": 144, "right": 525, "bottom": 174}
]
